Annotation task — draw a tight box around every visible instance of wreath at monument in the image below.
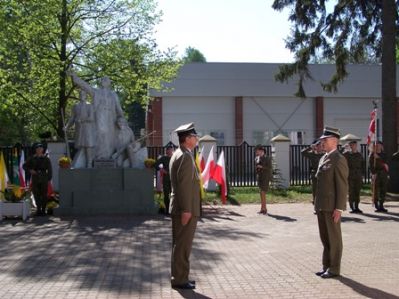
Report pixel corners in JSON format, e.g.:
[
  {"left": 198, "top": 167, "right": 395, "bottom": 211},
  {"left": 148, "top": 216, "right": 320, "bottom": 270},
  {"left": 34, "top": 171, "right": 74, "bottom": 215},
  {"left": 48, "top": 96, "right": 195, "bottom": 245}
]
[{"left": 144, "top": 158, "right": 155, "bottom": 168}]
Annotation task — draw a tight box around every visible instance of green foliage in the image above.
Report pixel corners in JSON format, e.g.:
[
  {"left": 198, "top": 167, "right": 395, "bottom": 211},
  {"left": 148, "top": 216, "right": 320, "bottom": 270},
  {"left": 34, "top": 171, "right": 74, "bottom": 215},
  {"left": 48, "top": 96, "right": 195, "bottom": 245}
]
[
  {"left": 271, "top": 0, "right": 397, "bottom": 95},
  {"left": 271, "top": 0, "right": 398, "bottom": 159},
  {"left": 182, "top": 47, "right": 207, "bottom": 63},
  {"left": 0, "top": 0, "right": 181, "bottom": 142}
]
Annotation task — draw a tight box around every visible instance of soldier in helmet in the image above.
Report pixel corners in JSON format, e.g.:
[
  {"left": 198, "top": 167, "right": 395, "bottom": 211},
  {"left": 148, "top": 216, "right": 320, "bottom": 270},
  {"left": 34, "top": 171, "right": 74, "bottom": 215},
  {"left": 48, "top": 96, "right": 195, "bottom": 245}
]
[
  {"left": 369, "top": 141, "right": 389, "bottom": 212},
  {"left": 23, "top": 143, "right": 52, "bottom": 216},
  {"left": 343, "top": 141, "right": 364, "bottom": 213}
]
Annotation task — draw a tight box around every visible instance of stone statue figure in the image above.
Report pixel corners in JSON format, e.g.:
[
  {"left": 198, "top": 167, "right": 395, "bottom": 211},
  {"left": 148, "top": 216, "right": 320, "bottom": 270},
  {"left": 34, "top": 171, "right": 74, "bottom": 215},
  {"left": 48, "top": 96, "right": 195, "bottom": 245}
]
[
  {"left": 65, "top": 90, "right": 96, "bottom": 168},
  {"left": 112, "top": 117, "right": 139, "bottom": 167},
  {"left": 68, "top": 70, "right": 124, "bottom": 159}
]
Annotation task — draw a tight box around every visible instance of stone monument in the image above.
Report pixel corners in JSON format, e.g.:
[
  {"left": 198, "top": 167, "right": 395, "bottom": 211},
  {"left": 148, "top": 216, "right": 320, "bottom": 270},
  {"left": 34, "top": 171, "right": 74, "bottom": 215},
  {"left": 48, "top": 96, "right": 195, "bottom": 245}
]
[{"left": 57, "top": 71, "right": 155, "bottom": 216}]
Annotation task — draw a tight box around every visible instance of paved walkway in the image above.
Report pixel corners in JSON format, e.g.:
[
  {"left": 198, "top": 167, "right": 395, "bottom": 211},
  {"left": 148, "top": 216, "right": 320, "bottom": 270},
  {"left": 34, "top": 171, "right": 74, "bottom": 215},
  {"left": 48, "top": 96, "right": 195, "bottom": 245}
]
[{"left": 1, "top": 201, "right": 399, "bottom": 299}]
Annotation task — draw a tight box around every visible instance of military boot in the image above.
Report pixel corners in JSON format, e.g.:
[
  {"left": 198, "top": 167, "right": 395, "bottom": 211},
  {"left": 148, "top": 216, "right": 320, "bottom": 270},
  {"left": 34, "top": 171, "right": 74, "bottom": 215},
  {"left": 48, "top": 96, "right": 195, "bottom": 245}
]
[
  {"left": 374, "top": 201, "right": 381, "bottom": 212},
  {"left": 379, "top": 201, "right": 388, "bottom": 213},
  {"left": 349, "top": 202, "right": 356, "bottom": 213},
  {"left": 355, "top": 202, "right": 363, "bottom": 213}
]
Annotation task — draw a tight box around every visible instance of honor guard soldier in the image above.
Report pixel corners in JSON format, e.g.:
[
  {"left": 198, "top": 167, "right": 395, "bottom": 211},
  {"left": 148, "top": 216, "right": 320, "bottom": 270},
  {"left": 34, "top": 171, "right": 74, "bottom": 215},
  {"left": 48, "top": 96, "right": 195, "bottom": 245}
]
[
  {"left": 169, "top": 123, "right": 201, "bottom": 289},
  {"left": 343, "top": 141, "right": 364, "bottom": 213},
  {"left": 369, "top": 141, "right": 389, "bottom": 212},
  {"left": 23, "top": 143, "right": 52, "bottom": 216},
  {"left": 155, "top": 144, "right": 174, "bottom": 215}
]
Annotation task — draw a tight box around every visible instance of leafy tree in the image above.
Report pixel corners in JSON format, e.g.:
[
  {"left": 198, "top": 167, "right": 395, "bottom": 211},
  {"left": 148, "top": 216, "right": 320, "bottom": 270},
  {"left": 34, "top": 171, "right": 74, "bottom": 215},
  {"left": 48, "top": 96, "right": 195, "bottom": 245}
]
[
  {"left": 272, "top": 0, "right": 398, "bottom": 158},
  {"left": 183, "top": 47, "right": 207, "bottom": 63},
  {"left": 0, "top": 0, "right": 181, "bottom": 143}
]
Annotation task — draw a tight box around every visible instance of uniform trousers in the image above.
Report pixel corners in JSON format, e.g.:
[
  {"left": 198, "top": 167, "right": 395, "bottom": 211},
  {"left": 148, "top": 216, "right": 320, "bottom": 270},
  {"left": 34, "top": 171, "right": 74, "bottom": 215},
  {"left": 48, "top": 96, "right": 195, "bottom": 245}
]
[
  {"left": 171, "top": 215, "right": 198, "bottom": 285},
  {"left": 317, "top": 211, "right": 343, "bottom": 275},
  {"left": 348, "top": 176, "right": 362, "bottom": 204},
  {"left": 32, "top": 177, "right": 48, "bottom": 214}
]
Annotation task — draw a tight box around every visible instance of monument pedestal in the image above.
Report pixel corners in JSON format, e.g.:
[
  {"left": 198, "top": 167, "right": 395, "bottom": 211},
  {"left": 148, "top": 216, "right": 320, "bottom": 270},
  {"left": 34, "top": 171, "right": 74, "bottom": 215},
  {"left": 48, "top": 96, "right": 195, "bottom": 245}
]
[{"left": 57, "top": 168, "right": 157, "bottom": 216}]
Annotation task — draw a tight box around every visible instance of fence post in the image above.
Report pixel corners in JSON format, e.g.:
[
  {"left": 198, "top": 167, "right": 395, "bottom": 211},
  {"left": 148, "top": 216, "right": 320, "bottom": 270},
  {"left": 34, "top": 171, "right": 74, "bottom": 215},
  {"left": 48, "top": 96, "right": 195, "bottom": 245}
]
[
  {"left": 271, "top": 134, "right": 291, "bottom": 188},
  {"left": 199, "top": 135, "right": 217, "bottom": 191}
]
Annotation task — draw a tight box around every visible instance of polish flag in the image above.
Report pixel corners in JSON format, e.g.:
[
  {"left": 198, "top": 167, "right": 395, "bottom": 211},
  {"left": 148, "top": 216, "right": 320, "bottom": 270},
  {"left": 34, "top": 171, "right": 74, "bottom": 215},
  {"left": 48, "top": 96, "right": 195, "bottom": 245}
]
[
  {"left": 367, "top": 108, "right": 377, "bottom": 145},
  {"left": 18, "top": 150, "right": 26, "bottom": 188},
  {"left": 198, "top": 146, "right": 205, "bottom": 172},
  {"left": 201, "top": 146, "right": 215, "bottom": 189},
  {"left": 212, "top": 150, "right": 227, "bottom": 204}
]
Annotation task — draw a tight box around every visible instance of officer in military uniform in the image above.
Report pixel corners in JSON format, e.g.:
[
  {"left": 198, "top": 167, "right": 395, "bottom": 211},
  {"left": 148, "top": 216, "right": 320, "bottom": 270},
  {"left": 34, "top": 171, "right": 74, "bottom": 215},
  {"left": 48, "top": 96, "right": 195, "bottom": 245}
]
[
  {"left": 301, "top": 139, "right": 324, "bottom": 207},
  {"left": 23, "top": 143, "right": 52, "bottom": 216},
  {"left": 343, "top": 141, "right": 364, "bottom": 213},
  {"left": 155, "top": 144, "right": 174, "bottom": 215},
  {"left": 169, "top": 123, "right": 201, "bottom": 290},
  {"left": 369, "top": 141, "right": 389, "bottom": 212},
  {"left": 314, "top": 127, "right": 348, "bottom": 279}
]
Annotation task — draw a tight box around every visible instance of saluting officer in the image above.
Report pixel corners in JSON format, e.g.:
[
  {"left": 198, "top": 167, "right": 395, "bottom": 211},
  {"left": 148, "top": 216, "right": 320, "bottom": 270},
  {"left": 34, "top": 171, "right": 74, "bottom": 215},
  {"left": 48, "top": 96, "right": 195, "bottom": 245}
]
[
  {"left": 169, "top": 123, "right": 201, "bottom": 290},
  {"left": 343, "top": 141, "right": 364, "bottom": 213},
  {"left": 369, "top": 141, "right": 389, "bottom": 212},
  {"left": 23, "top": 143, "right": 52, "bottom": 216},
  {"left": 301, "top": 139, "right": 324, "bottom": 207}
]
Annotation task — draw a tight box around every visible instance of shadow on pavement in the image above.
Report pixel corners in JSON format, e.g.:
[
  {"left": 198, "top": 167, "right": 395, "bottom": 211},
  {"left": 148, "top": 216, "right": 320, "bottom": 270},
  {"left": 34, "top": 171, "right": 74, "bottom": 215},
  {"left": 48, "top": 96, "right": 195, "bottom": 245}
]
[
  {"left": 176, "top": 289, "right": 213, "bottom": 299},
  {"left": 0, "top": 211, "right": 265, "bottom": 296},
  {"left": 267, "top": 213, "right": 297, "bottom": 222},
  {"left": 360, "top": 212, "right": 399, "bottom": 222},
  {"left": 341, "top": 216, "right": 366, "bottom": 223},
  {"left": 200, "top": 206, "right": 245, "bottom": 222},
  {"left": 339, "top": 276, "right": 399, "bottom": 299}
]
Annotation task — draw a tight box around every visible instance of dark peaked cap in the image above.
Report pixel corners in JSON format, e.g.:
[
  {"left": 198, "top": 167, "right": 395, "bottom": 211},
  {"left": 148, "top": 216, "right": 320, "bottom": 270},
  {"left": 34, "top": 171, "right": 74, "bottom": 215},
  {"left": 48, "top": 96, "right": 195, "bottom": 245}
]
[
  {"left": 174, "top": 122, "right": 198, "bottom": 137},
  {"left": 319, "top": 126, "right": 341, "bottom": 139}
]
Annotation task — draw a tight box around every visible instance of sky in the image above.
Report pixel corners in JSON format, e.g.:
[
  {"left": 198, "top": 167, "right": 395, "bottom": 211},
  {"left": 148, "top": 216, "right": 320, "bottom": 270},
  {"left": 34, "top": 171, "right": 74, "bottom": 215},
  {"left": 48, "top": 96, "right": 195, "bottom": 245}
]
[{"left": 153, "top": 0, "right": 295, "bottom": 63}]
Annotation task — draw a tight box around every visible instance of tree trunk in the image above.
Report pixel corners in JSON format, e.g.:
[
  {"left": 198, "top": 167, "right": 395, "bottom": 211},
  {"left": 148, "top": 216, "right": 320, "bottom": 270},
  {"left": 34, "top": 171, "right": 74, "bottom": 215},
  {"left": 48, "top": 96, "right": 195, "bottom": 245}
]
[
  {"left": 381, "top": 0, "right": 397, "bottom": 159},
  {"left": 381, "top": 0, "right": 398, "bottom": 193},
  {"left": 57, "top": 0, "right": 68, "bottom": 138}
]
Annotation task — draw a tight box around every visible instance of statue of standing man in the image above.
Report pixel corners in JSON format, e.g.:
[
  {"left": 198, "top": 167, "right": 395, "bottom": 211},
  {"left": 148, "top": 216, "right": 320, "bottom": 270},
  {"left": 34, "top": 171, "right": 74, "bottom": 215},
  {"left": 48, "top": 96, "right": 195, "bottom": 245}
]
[
  {"left": 68, "top": 70, "right": 124, "bottom": 159},
  {"left": 65, "top": 90, "right": 96, "bottom": 168}
]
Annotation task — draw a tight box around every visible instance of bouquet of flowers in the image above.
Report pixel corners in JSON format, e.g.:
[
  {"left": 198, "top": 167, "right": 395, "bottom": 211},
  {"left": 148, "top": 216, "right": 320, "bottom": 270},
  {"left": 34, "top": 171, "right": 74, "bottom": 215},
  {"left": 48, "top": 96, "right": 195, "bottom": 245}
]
[
  {"left": 58, "top": 156, "right": 72, "bottom": 169},
  {"left": 144, "top": 158, "right": 156, "bottom": 169},
  {"left": 1, "top": 185, "right": 31, "bottom": 203}
]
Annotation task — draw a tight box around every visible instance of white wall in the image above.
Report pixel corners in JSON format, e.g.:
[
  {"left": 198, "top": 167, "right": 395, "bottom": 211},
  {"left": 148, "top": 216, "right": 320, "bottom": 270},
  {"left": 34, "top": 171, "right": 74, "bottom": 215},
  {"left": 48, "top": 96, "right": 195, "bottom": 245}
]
[
  {"left": 162, "top": 96, "right": 235, "bottom": 145},
  {"left": 243, "top": 96, "right": 314, "bottom": 145},
  {"left": 323, "top": 97, "right": 378, "bottom": 143}
]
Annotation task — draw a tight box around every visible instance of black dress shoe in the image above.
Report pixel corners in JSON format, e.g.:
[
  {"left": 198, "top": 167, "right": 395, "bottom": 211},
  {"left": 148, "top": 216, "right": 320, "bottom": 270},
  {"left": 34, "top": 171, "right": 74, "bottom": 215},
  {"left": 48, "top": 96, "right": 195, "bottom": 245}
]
[
  {"left": 321, "top": 271, "right": 339, "bottom": 279},
  {"left": 189, "top": 280, "right": 195, "bottom": 285},
  {"left": 172, "top": 282, "right": 195, "bottom": 289},
  {"left": 315, "top": 270, "right": 326, "bottom": 276}
]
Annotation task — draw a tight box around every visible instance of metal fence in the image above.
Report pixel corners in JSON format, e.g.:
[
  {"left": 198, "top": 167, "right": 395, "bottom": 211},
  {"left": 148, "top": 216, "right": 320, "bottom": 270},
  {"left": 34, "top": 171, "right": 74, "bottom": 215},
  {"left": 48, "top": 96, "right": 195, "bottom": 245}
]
[
  {"left": 2, "top": 142, "right": 372, "bottom": 188},
  {"left": 290, "top": 144, "right": 372, "bottom": 186}
]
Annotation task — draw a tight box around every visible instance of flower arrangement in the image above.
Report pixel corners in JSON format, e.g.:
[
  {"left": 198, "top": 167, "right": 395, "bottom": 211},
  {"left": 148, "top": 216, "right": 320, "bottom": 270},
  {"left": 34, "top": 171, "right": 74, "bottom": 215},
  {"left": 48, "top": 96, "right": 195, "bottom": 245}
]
[
  {"left": 58, "top": 156, "right": 72, "bottom": 169},
  {"left": 1, "top": 185, "right": 31, "bottom": 202},
  {"left": 144, "top": 158, "right": 156, "bottom": 168}
]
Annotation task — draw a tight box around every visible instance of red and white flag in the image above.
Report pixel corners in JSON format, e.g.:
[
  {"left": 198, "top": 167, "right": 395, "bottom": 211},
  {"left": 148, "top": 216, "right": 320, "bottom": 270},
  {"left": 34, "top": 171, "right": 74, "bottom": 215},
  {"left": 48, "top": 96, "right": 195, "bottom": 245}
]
[
  {"left": 198, "top": 146, "right": 205, "bottom": 172},
  {"left": 18, "top": 150, "right": 26, "bottom": 188},
  {"left": 201, "top": 146, "right": 215, "bottom": 189},
  {"left": 212, "top": 150, "right": 227, "bottom": 204},
  {"left": 367, "top": 108, "right": 377, "bottom": 145}
]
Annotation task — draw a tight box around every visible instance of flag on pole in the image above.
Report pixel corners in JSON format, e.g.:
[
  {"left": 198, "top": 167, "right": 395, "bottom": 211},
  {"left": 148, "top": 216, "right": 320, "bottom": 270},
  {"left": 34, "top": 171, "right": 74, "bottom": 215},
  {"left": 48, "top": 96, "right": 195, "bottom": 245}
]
[
  {"left": 12, "top": 148, "right": 21, "bottom": 186},
  {"left": 198, "top": 146, "right": 205, "bottom": 172},
  {"left": 201, "top": 146, "right": 215, "bottom": 189},
  {"left": 212, "top": 150, "right": 227, "bottom": 204},
  {"left": 18, "top": 150, "right": 26, "bottom": 188},
  {"left": 0, "top": 151, "right": 10, "bottom": 200},
  {"left": 367, "top": 107, "right": 377, "bottom": 145},
  {"left": 194, "top": 150, "right": 206, "bottom": 199}
]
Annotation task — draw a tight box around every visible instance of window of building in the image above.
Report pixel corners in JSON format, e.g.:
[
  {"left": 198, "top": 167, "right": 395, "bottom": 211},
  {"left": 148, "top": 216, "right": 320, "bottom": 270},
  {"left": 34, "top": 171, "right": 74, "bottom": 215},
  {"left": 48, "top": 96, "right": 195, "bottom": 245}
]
[
  {"left": 209, "top": 131, "right": 225, "bottom": 146},
  {"left": 252, "top": 131, "right": 274, "bottom": 145}
]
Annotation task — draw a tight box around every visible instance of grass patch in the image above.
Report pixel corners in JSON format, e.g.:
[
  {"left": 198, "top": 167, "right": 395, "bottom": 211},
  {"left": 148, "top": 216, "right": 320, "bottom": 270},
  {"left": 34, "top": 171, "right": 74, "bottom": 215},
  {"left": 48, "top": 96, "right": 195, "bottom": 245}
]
[{"left": 155, "top": 184, "right": 374, "bottom": 207}]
